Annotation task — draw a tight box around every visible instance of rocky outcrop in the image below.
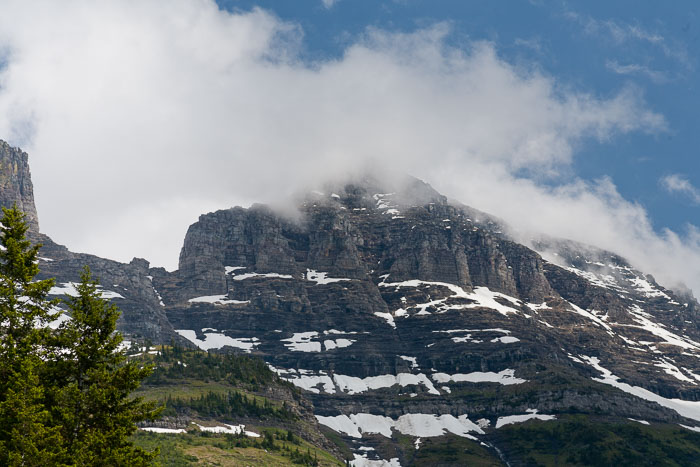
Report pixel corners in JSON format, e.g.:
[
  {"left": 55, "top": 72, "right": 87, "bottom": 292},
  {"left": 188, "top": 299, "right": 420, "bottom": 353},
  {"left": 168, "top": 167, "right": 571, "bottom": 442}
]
[
  {"left": 35, "top": 239, "right": 179, "bottom": 342},
  {"left": 0, "top": 140, "right": 39, "bottom": 232}
]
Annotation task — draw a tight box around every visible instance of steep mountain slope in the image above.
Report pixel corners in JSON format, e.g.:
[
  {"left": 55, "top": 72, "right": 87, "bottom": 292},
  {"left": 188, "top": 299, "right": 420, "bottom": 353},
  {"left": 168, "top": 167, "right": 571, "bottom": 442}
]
[
  {"left": 153, "top": 177, "right": 700, "bottom": 464},
  {"left": 2, "top": 140, "right": 700, "bottom": 465}
]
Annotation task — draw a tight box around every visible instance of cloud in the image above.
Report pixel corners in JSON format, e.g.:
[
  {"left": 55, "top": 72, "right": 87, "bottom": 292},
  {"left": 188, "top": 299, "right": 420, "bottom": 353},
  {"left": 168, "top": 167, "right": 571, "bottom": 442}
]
[
  {"left": 565, "top": 11, "right": 663, "bottom": 44},
  {"left": 661, "top": 174, "right": 700, "bottom": 204},
  {"left": 0, "top": 0, "right": 697, "bottom": 297},
  {"left": 439, "top": 168, "right": 700, "bottom": 295},
  {"left": 321, "top": 0, "right": 338, "bottom": 9},
  {"left": 514, "top": 37, "right": 544, "bottom": 55},
  {"left": 565, "top": 12, "right": 690, "bottom": 68},
  {"left": 605, "top": 59, "right": 668, "bottom": 83}
]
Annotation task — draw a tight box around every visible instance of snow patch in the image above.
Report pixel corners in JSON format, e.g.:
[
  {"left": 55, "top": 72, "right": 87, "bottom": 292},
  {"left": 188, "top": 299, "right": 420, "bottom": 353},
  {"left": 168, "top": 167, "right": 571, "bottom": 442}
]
[
  {"left": 567, "top": 302, "right": 612, "bottom": 331},
  {"left": 624, "top": 305, "right": 700, "bottom": 350},
  {"left": 188, "top": 295, "right": 249, "bottom": 305},
  {"left": 282, "top": 332, "right": 322, "bottom": 352},
  {"left": 399, "top": 356, "right": 419, "bottom": 369},
  {"left": 46, "top": 307, "right": 71, "bottom": 329},
  {"left": 49, "top": 282, "right": 124, "bottom": 299},
  {"left": 379, "top": 279, "right": 521, "bottom": 316},
  {"left": 628, "top": 277, "right": 670, "bottom": 299},
  {"left": 324, "top": 338, "right": 355, "bottom": 350},
  {"left": 351, "top": 454, "right": 402, "bottom": 467},
  {"left": 175, "top": 329, "right": 259, "bottom": 352},
  {"left": 305, "top": 269, "right": 353, "bottom": 285},
  {"left": 495, "top": 409, "right": 556, "bottom": 428},
  {"left": 579, "top": 355, "right": 700, "bottom": 422},
  {"left": 334, "top": 373, "right": 440, "bottom": 395},
  {"left": 491, "top": 336, "right": 520, "bottom": 344},
  {"left": 432, "top": 369, "right": 526, "bottom": 386},
  {"left": 374, "top": 312, "right": 396, "bottom": 328},
  {"left": 317, "top": 413, "right": 484, "bottom": 441},
  {"left": 628, "top": 418, "right": 650, "bottom": 425},
  {"left": 566, "top": 267, "right": 618, "bottom": 290},
  {"left": 140, "top": 427, "right": 186, "bottom": 434},
  {"left": 654, "top": 359, "right": 696, "bottom": 384},
  {"left": 231, "top": 271, "right": 294, "bottom": 281},
  {"left": 195, "top": 423, "right": 260, "bottom": 437}
]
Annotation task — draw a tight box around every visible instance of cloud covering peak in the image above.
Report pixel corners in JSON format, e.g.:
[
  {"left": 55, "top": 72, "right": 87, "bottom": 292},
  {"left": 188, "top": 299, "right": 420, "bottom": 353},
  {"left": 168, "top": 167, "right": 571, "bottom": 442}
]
[{"left": 0, "top": 0, "right": 696, "bottom": 295}]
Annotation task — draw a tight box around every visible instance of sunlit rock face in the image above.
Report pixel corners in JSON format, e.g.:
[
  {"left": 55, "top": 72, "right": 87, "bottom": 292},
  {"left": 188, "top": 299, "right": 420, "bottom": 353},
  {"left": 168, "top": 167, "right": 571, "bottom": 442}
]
[{"left": 0, "top": 140, "right": 39, "bottom": 232}]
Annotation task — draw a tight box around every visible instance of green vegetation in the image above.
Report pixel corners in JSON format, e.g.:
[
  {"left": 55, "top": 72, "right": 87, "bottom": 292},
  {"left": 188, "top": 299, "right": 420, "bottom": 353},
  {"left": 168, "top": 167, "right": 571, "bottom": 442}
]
[
  {"left": 162, "top": 388, "right": 294, "bottom": 420},
  {"left": 410, "top": 435, "right": 502, "bottom": 466},
  {"left": 146, "top": 345, "right": 282, "bottom": 390},
  {"left": 137, "top": 346, "right": 298, "bottom": 421},
  {"left": 499, "top": 415, "right": 700, "bottom": 466},
  {"left": 132, "top": 427, "right": 344, "bottom": 466},
  {"left": 0, "top": 206, "right": 159, "bottom": 465},
  {"left": 131, "top": 346, "right": 348, "bottom": 465}
]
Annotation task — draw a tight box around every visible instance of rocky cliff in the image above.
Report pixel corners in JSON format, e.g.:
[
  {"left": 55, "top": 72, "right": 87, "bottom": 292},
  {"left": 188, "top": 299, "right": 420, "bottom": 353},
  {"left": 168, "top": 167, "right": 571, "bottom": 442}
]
[
  {"left": 152, "top": 178, "right": 700, "bottom": 464},
  {"left": 0, "top": 140, "right": 39, "bottom": 232}
]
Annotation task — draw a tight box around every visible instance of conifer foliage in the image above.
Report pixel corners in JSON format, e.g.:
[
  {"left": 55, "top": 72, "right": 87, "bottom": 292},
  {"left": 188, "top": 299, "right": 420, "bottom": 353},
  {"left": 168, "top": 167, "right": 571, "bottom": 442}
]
[
  {"left": 51, "top": 267, "right": 161, "bottom": 465},
  {"left": 0, "top": 205, "right": 64, "bottom": 465},
  {"left": 0, "top": 206, "right": 160, "bottom": 465}
]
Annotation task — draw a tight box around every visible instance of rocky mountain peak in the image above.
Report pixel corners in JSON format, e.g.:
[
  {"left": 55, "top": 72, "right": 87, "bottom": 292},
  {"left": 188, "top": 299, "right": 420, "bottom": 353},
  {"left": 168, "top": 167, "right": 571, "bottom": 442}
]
[
  {"left": 0, "top": 140, "right": 39, "bottom": 232},
  {"left": 5, "top": 142, "right": 700, "bottom": 464}
]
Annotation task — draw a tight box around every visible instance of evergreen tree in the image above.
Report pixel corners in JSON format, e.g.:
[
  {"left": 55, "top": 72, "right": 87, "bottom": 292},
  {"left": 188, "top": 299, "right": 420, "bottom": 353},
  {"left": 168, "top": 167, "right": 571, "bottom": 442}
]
[
  {"left": 51, "top": 266, "right": 161, "bottom": 465},
  {"left": 0, "top": 206, "right": 160, "bottom": 464},
  {"left": 0, "top": 206, "right": 64, "bottom": 465}
]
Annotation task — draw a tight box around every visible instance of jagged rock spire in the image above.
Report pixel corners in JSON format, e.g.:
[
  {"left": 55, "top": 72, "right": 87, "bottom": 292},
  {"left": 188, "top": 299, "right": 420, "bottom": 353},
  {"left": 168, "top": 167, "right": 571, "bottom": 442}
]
[{"left": 0, "top": 140, "right": 39, "bottom": 233}]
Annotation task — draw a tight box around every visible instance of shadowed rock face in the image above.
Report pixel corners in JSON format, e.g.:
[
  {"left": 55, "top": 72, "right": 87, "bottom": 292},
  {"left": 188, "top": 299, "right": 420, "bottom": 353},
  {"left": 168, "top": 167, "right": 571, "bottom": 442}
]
[
  {"left": 175, "top": 181, "right": 553, "bottom": 304},
  {"left": 0, "top": 140, "right": 39, "bottom": 232},
  {"left": 35, "top": 244, "right": 178, "bottom": 343},
  {"left": 164, "top": 179, "right": 700, "bottom": 396}
]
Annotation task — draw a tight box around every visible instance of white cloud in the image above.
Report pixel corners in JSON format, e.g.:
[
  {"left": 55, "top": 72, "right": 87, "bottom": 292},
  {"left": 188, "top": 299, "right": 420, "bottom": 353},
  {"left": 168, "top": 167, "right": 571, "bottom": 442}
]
[
  {"left": 0, "top": 0, "right": 697, "bottom": 296},
  {"left": 565, "top": 12, "right": 690, "bottom": 68},
  {"left": 565, "top": 11, "right": 663, "bottom": 45},
  {"left": 661, "top": 174, "right": 700, "bottom": 204},
  {"left": 605, "top": 60, "right": 667, "bottom": 83},
  {"left": 514, "top": 37, "right": 544, "bottom": 55},
  {"left": 321, "top": 0, "right": 339, "bottom": 9},
  {"left": 437, "top": 168, "right": 700, "bottom": 295}
]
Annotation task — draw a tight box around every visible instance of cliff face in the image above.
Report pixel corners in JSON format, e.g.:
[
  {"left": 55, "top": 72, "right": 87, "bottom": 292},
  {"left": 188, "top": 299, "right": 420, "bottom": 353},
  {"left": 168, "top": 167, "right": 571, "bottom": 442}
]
[
  {"left": 176, "top": 180, "right": 553, "bottom": 303},
  {"left": 0, "top": 140, "right": 39, "bottom": 232},
  {"left": 35, "top": 250, "right": 178, "bottom": 343},
  {"left": 155, "top": 178, "right": 700, "bottom": 463}
]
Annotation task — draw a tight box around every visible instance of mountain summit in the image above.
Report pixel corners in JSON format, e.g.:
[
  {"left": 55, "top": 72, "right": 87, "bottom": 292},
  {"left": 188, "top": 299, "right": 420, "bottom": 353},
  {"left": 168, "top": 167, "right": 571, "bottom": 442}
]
[{"left": 5, "top": 142, "right": 700, "bottom": 464}]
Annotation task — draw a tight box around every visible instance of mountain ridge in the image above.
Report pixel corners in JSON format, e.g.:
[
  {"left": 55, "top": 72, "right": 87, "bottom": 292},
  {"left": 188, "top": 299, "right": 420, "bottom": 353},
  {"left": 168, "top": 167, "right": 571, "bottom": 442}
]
[{"left": 2, "top": 140, "right": 700, "bottom": 465}]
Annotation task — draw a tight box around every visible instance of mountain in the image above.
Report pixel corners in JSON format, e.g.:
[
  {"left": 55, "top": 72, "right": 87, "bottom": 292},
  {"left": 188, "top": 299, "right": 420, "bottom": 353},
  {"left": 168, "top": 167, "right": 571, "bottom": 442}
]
[
  {"left": 2, "top": 142, "right": 700, "bottom": 465},
  {"left": 0, "top": 140, "right": 39, "bottom": 232}
]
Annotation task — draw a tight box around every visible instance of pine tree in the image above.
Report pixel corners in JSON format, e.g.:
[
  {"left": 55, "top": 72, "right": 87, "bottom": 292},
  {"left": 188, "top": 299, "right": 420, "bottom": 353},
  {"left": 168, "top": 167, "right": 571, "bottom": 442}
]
[
  {"left": 0, "top": 206, "right": 64, "bottom": 465},
  {"left": 51, "top": 266, "right": 161, "bottom": 465}
]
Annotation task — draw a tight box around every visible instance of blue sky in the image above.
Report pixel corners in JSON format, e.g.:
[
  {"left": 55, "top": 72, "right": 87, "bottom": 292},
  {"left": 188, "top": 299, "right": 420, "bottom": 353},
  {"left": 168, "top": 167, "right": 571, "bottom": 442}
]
[
  {"left": 0, "top": 0, "right": 698, "bottom": 293},
  {"left": 222, "top": 0, "right": 699, "bottom": 234}
]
